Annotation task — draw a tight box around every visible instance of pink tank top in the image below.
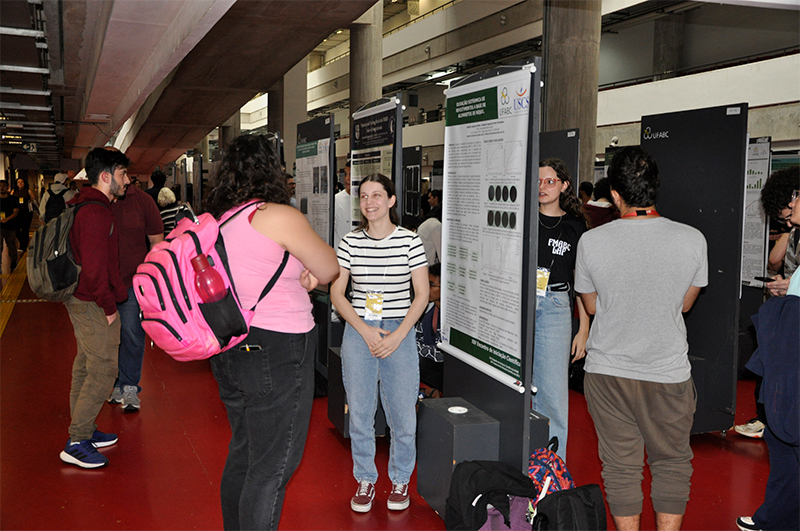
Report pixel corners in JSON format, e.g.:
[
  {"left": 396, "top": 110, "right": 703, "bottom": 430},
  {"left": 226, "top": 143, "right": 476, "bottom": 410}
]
[{"left": 220, "top": 202, "right": 314, "bottom": 333}]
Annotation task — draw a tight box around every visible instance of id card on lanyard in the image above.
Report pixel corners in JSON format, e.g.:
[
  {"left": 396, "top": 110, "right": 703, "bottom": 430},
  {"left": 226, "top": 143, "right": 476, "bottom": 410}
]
[{"left": 364, "top": 290, "right": 384, "bottom": 321}]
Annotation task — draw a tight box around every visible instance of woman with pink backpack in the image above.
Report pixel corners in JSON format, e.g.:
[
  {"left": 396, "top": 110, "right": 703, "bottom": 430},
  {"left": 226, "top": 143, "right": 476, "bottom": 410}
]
[{"left": 202, "top": 134, "right": 339, "bottom": 530}]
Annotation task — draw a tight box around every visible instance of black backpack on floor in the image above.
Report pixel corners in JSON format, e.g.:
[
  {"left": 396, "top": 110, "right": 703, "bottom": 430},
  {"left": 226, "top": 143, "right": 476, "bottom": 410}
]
[{"left": 532, "top": 484, "right": 606, "bottom": 530}]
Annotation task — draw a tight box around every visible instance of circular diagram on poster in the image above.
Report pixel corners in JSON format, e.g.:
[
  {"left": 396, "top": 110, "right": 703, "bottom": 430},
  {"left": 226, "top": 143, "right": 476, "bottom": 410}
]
[
  {"left": 502, "top": 211, "right": 509, "bottom": 227},
  {"left": 494, "top": 210, "right": 501, "bottom": 227},
  {"left": 510, "top": 212, "right": 517, "bottom": 229},
  {"left": 488, "top": 186, "right": 495, "bottom": 201},
  {"left": 487, "top": 210, "right": 494, "bottom": 226},
  {"left": 503, "top": 186, "right": 509, "bottom": 202},
  {"left": 510, "top": 186, "right": 518, "bottom": 202},
  {"left": 495, "top": 185, "right": 502, "bottom": 202}
]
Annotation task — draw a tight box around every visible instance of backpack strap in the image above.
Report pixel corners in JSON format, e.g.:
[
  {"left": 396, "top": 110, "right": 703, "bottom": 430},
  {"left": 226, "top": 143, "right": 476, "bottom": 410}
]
[
  {"left": 215, "top": 200, "right": 291, "bottom": 312},
  {"left": 249, "top": 250, "right": 289, "bottom": 312}
]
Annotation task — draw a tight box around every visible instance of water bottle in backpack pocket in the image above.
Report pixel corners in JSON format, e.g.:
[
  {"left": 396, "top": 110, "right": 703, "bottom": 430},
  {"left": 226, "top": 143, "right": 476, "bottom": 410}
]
[{"left": 134, "top": 202, "right": 287, "bottom": 361}]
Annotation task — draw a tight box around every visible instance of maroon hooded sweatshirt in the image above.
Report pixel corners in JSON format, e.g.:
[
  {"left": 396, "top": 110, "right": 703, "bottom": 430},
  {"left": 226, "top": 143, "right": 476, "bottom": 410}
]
[{"left": 68, "top": 187, "right": 127, "bottom": 315}]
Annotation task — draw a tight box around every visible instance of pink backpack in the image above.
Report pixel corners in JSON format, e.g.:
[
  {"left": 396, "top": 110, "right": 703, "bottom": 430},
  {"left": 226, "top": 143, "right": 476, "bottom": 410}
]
[{"left": 133, "top": 202, "right": 288, "bottom": 361}]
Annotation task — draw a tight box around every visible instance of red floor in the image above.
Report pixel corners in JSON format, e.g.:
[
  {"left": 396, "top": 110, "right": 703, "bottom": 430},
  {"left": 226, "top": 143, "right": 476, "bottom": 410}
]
[{"left": 1, "top": 276, "right": 769, "bottom": 530}]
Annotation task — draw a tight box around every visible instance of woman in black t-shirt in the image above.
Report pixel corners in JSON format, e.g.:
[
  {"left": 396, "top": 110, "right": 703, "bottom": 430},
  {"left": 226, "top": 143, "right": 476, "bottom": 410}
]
[{"left": 534, "top": 158, "right": 589, "bottom": 461}]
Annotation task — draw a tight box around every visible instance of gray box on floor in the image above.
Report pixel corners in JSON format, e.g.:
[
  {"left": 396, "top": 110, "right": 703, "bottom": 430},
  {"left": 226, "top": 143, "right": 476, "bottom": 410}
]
[{"left": 417, "top": 397, "right": 500, "bottom": 518}]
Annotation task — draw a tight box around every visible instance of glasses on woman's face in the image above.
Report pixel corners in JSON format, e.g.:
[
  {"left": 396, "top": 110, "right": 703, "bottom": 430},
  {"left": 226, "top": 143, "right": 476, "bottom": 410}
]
[
  {"left": 792, "top": 190, "right": 799, "bottom": 203},
  {"left": 538, "top": 177, "right": 561, "bottom": 189}
]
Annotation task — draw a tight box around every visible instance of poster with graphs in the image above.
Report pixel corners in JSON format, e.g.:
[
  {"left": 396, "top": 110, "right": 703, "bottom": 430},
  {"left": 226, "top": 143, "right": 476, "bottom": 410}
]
[
  {"left": 439, "top": 68, "right": 533, "bottom": 387},
  {"left": 742, "top": 136, "right": 771, "bottom": 285}
]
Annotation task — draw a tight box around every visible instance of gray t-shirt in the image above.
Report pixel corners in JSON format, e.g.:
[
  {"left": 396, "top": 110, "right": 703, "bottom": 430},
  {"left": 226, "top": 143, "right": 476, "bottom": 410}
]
[{"left": 575, "top": 217, "right": 708, "bottom": 383}]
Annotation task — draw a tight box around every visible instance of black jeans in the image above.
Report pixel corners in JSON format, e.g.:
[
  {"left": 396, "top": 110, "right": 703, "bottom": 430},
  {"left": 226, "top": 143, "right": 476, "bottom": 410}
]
[{"left": 210, "top": 326, "right": 316, "bottom": 531}]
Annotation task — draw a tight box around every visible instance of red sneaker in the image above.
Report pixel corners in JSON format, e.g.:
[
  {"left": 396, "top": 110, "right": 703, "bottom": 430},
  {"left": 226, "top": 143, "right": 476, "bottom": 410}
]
[
  {"left": 351, "top": 480, "right": 375, "bottom": 513},
  {"left": 387, "top": 483, "right": 410, "bottom": 510}
]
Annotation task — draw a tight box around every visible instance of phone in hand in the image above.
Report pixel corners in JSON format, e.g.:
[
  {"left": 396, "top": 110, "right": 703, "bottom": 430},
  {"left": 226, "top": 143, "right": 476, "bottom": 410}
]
[{"left": 754, "top": 276, "right": 775, "bottom": 283}]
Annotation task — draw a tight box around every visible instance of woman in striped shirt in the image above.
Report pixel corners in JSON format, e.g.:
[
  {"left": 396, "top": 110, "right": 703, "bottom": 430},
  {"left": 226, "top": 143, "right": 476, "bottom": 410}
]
[{"left": 331, "top": 173, "right": 429, "bottom": 514}]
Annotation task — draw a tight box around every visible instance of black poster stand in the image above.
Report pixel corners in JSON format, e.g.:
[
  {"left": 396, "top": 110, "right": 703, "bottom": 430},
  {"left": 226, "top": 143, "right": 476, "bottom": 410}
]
[
  {"left": 540, "top": 128, "right": 580, "bottom": 187},
  {"left": 642, "top": 103, "right": 748, "bottom": 434}
]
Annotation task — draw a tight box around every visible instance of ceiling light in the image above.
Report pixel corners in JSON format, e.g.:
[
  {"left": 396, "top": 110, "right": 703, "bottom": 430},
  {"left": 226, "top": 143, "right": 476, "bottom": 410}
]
[{"left": 0, "top": 65, "right": 48, "bottom": 75}]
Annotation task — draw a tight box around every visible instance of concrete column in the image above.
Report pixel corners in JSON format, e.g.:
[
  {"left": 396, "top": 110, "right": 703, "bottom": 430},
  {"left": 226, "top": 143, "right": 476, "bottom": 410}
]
[
  {"left": 219, "top": 112, "right": 241, "bottom": 151},
  {"left": 282, "top": 60, "right": 308, "bottom": 174},
  {"left": 267, "top": 80, "right": 283, "bottom": 135},
  {"left": 265, "top": 59, "right": 307, "bottom": 173},
  {"left": 653, "top": 13, "right": 685, "bottom": 80},
  {"left": 349, "top": 0, "right": 383, "bottom": 136},
  {"left": 542, "top": 0, "right": 601, "bottom": 184}
]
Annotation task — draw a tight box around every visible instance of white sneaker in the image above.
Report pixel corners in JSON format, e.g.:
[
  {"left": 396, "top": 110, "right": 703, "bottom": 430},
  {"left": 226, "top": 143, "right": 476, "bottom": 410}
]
[
  {"left": 734, "top": 419, "right": 765, "bottom": 438},
  {"left": 121, "top": 385, "right": 140, "bottom": 411},
  {"left": 736, "top": 516, "right": 761, "bottom": 531}
]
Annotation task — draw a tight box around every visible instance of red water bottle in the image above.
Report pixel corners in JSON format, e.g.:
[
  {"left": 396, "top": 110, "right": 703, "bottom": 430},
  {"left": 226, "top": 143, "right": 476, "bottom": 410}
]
[{"left": 191, "top": 255, "right": 226, "bottom": 303}]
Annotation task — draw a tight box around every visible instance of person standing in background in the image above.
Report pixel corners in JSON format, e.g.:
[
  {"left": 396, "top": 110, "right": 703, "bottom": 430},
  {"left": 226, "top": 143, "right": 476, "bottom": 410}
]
[
  {"left": 533, "top": 158, "right": 590, "bottom": 461},
  {"left": 107, "top": 155, "right": 164, "bottom": 412},
  {"left": 59, "top": 147, "right": 130, "bottom": 468},
  {"left": 331, "top": 173, "right": 428, "bottom": 514},
  {"left": 12, "top": 177, "right": 37, "bottom": 254},
  {"left": 0, "top": 180, "right": 20, "bottom": 271}
]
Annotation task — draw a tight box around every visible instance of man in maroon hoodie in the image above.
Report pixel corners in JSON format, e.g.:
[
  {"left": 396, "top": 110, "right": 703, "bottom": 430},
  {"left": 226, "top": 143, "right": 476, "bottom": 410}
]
[{"left": 59, "top": 147, "right": 130, "bottom": 469}]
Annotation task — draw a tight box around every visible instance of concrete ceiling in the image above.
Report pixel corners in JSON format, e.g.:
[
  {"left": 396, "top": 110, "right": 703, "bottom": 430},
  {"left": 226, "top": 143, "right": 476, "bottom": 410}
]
[{"left": 1, "top": 0, "right": 375, "bottom": 175}]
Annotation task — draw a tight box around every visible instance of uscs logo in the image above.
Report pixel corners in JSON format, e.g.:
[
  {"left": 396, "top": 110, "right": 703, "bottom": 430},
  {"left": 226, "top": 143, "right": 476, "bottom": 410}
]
[
  {"left": 643, "top": 127, "right": 668, "bottom": 140},
  {"left": 513, "top": 85, "right": 529, "bottom": 110}
]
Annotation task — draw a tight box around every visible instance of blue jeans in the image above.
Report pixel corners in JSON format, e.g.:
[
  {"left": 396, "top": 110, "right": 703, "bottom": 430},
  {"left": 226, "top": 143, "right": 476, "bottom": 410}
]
[
  {"left": 117, "top": 286, "right": 145, "bottom": 391},
  {"left": 533, "top": 290, "right": 572, "bottom": 460},
  {"left": 210, "top": 326, "right": 316, "bottom": 531},
  {"left": 342, "top": 319, "right": 419, "bottom": 484}
]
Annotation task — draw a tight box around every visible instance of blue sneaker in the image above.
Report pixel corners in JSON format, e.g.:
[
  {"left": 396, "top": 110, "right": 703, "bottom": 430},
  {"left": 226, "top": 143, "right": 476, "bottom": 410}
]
[
  {"left": 60, "top": 439, "right": 109, "bottom": 468},
  {"left": 89, "top": 430, "right": 118, "bottom": 448}
]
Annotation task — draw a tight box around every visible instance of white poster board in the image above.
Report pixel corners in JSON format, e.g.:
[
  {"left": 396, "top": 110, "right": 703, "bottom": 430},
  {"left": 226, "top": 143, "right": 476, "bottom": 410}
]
[
  {"left": 295, "top": 137, "right": 332, "bottom": 242},
  {"left": 741, "top": 137, "right": 771, "bottom": 286},
  {"left": 440, "top": 68, "right": 534, "bottom": 391}
]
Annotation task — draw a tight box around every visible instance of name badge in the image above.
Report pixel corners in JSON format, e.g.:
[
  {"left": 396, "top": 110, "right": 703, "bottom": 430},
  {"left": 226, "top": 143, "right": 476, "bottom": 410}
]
[
  {"left": 364, "top": 290, "right": 384, "bottom": 321},
  {"left": 536, "top": 267, "right": 551, "bottom": 298}
]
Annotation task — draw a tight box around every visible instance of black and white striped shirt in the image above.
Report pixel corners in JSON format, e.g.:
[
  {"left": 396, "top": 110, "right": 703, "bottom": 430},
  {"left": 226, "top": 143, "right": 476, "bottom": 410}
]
[{"left": 338, "top": 227, "right": 427, "bottom": 319}]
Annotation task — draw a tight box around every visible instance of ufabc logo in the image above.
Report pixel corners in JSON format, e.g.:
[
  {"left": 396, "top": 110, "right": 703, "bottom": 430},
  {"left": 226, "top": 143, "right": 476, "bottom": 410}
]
[
  {"left": 499, "top": 85, "right": 529, "bottom": 116},
  {"left": 643, "top": 127, "right": 668, "bottom": 140}
]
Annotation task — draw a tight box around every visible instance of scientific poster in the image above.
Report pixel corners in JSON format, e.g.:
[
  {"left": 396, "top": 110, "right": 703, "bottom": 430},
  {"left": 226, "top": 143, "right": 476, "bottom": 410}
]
[
  {"left": 295, "top": 137, "right": 332, "bottom": 243},
  {"left": 741, "top": 137, "right": 771, "bottom": 286},
  {"left": 440, "top": 69, "right": 533, "bottom": 386},
  {"left": 350, "top": 101, "right": 398, "bottom": 230}
]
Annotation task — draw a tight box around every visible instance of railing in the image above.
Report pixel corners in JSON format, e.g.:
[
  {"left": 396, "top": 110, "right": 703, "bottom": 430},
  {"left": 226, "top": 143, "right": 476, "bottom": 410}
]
[
  {"left": 599, "top": 46, "right": 799, "bottom": 91},
  {"left": 308, "top": 0, "right": 463, "bottom": 73}
]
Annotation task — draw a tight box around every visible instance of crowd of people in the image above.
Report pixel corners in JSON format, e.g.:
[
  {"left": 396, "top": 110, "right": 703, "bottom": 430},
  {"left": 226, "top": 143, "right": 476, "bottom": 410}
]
[{"left": 3, "top": 136, "right": 795, "bottom": 531}]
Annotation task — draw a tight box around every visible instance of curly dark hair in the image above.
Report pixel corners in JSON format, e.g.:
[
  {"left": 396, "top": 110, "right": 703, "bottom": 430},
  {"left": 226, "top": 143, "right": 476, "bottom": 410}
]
[
  {"left": 203, "top": 134, "right": 288, "bottom": 219},
  {"left": 355, "top": 173, "right": 400, "bottom": 231},
  {"left": 760, "top": 165, "right": 799, "bottom": 219},
  {"left": 607, "top": 146, "right": 659, "bottom": 208},
  {"left": 539, "top": 158, "right": 587, "bottom": 225}
]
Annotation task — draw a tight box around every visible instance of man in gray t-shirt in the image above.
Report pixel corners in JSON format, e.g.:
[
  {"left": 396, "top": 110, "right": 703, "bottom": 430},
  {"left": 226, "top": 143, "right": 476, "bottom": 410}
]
[{"left": 575, "top": 147, "right": 707, "bottom": 531}]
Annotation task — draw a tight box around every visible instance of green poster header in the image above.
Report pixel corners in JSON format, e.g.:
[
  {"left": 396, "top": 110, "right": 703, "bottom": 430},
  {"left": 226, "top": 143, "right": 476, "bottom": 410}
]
[
  {"left": 446, "top": 87, "right": 498, "bottom": 126},
  {"left": 449, "top": 327, "right": 521, "bottom": 380},
  {"left": 296, "top": 141, "right": 318, "bottom": 159}
]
